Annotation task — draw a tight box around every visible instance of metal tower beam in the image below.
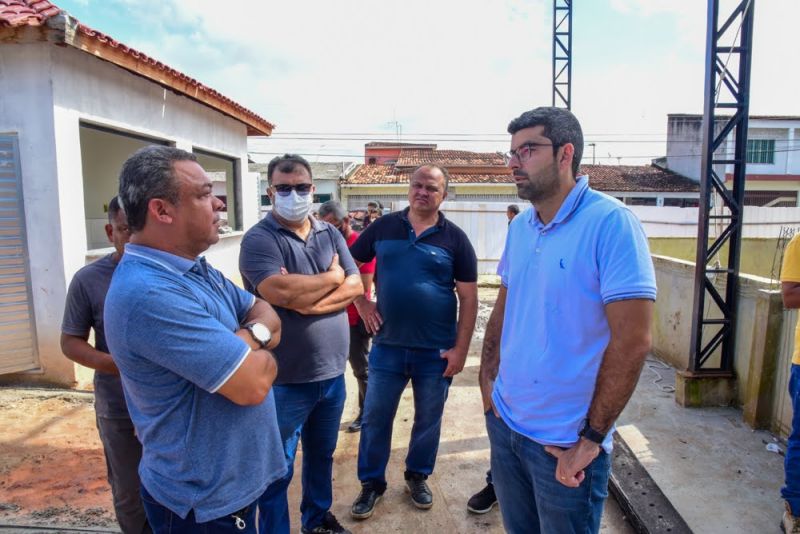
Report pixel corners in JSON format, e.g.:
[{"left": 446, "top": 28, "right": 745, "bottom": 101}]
[
  {"left": 689, "top": 0, "right": 755, "bottom": 375},
  {"left": 552, "top": 0, "right": 572, "bottom": 109}
]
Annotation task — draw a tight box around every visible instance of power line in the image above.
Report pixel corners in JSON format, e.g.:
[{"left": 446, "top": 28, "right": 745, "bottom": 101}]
[
  {"left": 256, "top": 131, "right": 668, "bottom": 137},
  {"left": 258, "top": 136, "right": 800, "bottom": 145},
  {"left": 249, "top": 145, "right": 800, "bottom": 162}
]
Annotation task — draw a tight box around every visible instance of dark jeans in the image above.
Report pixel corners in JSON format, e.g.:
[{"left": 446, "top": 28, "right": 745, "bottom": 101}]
[
  {"left": 140, "top": 486, "right": 257, "bottom": 534},
  {"left": 259, "top": 375, "right": 346, "bottom": 533},
  {"left": 357, "top": 344, "right": 452, "bottom": 490},
  {"left": 349, "top": 321, "right": 371, "bottom": 413},
  {"left": 486, "top": 412, "right": 610, "bottom": 534},
  {"left": 783, "top": 364, "right": 800, "bottom": 514},
  {"left": 96, "top": 415, "right": 151, "bottom": 534}
]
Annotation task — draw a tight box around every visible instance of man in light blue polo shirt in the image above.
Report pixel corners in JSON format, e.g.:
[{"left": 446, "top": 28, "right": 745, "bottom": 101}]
[
  {"left": 479, "top": 107, "right": 656, "bottom": 534},
  {"left": 105, "top": 146, "right": 287, "bottom": 533}
]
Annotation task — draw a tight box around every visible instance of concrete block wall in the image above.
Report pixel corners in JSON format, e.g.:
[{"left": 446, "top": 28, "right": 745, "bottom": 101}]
[{"left": 652, "top": 254, "right": 789, "bottom": 432}]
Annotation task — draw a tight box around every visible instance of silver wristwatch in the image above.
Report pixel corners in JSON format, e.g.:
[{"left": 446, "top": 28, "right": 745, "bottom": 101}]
[{"left": 245, "top": 322, "right": 271, "bottom": 349}]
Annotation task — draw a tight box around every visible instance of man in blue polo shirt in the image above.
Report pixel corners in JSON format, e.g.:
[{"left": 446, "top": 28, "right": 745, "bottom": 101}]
[
  {"left": 104, "top": 146, "right": 286, "bottom": 533},
  {"left": 479, "top": 107, "right": 656, "bottom": 534},
  {"left": 349, "top": 164, "right": 478, "bottom": 520},
  {"left": 239, "top": 154, "right": 362, "bottom": 534}
]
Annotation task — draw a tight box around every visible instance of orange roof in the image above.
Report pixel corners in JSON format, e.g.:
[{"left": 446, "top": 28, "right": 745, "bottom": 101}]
[
  {"left": 345, "top": 161, "right": 698, "bottom": 193},
  {"left": 0, "top": 0, "right": 58, "bottom": 26},
  {"left": 396, "top": 149, "right": 505, "bottom": 167},
  {"left": 0, "top": 0, "right": 274, "bottom": 135},
  {"left": 582, "top": 164, "right": 699, "bottom": 193},
  {"left": 346, "top": 165, "right": 513, "bottom": 185}
]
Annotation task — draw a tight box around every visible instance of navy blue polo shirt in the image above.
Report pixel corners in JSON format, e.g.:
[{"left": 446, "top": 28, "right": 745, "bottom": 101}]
[
  {"left": 350, "top": 207, "right": 477, "bottom": 350},
  {"left": 239, "top": 213, "right": 359, "bottom": 384}
]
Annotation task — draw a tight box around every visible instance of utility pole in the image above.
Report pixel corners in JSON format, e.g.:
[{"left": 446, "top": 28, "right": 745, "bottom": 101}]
[
  {"left": 688, "top": 0, "right": 755, "bottom": 377},
  {"left": 552, "top": 0, "right": 572, "bottom": 109}
]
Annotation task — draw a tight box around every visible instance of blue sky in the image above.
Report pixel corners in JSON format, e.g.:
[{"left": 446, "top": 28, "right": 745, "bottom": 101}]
[{"left": 56, "top": 0, "right": 798, "bottom": 164}]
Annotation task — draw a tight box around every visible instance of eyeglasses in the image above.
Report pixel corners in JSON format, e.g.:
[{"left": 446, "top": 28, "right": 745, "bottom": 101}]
[
  {"left": 273, "top": 183, "right": 312, "bottom": 196},
  {"left": 503, "top": 142, "right": 558, "bottom": 165}
]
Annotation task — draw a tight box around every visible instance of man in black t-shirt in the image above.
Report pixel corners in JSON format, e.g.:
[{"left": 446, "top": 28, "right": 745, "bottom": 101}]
[{"left": 61, "top": 197, "right": 150, "bottom": 534}]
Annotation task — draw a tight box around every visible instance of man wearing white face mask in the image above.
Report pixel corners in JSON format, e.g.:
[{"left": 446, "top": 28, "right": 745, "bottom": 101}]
[{"left": 239, "top": 154, "right": 363, "bottom": 534}]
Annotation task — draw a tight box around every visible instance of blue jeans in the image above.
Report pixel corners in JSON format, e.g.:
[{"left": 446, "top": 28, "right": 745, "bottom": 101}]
[
  {"left": 259, "top": 375, "right": 346, "bottom": 533},
  {"left": 486, "top": 412, "right": 610, "bottom": 534},
  {"left": 141, "top": 485, "right": 258, "bottom": 534},
  {"left": 357, "top": 344, "right": 452, "bottom": 490},
  {"left": 783, "top": 364, "right": 800, "bottom": 514}
]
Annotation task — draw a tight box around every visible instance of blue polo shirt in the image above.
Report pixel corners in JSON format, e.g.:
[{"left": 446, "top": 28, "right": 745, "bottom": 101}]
[
  {"left": 104, "top": 244, "right": 286, "bottom": 522},
  {"left": 239, "top": 213, "right": 359, "bottom": 384},
  {"left": 492, "top": 177, "right": 657, "bottom": 453},
  {"left": 349, "top": 207, "right": 478, "bottom": 349}
]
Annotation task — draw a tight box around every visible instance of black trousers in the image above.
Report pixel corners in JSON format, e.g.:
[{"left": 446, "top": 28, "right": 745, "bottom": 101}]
[
  {"left": 348, "top": 320, "right": 371, "bottom": 412},
  {"left": 96, "top": 415, "right": 151, "bottom": 534}
]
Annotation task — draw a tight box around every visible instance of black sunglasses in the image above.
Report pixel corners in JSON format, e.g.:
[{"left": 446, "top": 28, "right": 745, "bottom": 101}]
[{"left": 273, "top": 183, "right": 313, "bottom": 196}]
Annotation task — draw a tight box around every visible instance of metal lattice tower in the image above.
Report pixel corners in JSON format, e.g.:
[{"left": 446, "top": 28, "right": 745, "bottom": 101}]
[
  {"left": 552, "top": 0, "right": 572, "bottom": 109},
  {"left": 689, "top": 0, "right": 755, "bottom": 375}
]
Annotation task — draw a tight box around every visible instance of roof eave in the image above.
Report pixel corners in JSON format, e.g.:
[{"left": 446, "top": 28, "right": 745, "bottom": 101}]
[{"left": 34, "top": 13, "right": 274, "bottom": 136}]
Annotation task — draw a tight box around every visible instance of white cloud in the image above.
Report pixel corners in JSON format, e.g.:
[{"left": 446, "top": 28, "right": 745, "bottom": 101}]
[{"left": 67, "top": 0, "right": 800, "bottom": 163}]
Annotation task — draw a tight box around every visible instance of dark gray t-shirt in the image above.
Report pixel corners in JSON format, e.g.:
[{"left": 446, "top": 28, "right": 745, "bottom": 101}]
[
  {"left": 62, "top": 254, "right": 129, "bottom": 419},
  {"left": 239, "top": 214, "right": 359, "bottom": 384}
]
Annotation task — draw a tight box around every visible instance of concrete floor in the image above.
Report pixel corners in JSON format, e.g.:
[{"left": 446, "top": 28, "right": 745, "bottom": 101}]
[
  {"left": 286, "top": 288, "right": 634, "bottom": 533},
  {"left": 618, "top": 359, "right": 786, "bottom": 533}
]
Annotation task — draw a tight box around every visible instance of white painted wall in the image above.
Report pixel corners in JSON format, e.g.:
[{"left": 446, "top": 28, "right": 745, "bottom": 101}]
[
  {"left": 0, "top": 44, "right": 71, "bottom": 383},
  {"left": 667, "top": 116, "right": 800, "bottom": 180},
  {"left": 388, "top": 201, "right": 800, "bottom": 274},
  {"left": 0, "top": 42, "right": 261, "bottom": 385}
]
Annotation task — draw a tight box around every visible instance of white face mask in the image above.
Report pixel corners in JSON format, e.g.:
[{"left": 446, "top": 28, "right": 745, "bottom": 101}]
[{"left": 273, "top": 190, "right": 312, "bottom": 222}]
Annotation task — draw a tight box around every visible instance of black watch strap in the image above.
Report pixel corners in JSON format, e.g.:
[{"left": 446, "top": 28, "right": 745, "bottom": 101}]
[{"left": 578, "top": 420, "right": 606, "bottom": 445}]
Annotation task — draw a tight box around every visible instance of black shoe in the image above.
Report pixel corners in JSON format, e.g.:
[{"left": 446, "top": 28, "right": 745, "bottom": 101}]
[
  {"left": 404, "top": 472, "right": 433, "bottom": 510},
  {"left": 301, "top": 511, "right": 351, "bottom": 534},
  {"left": 351, "top": 483, "right": 384, "bottom": 520},
  {"left": 467, "top": 483, "right": 497, "bottom": 514},
  {"left": 347, "top": 415, "right": 362, "bottom": 433}
]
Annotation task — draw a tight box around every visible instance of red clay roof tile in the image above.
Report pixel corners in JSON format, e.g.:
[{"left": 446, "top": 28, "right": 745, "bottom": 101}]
[
  {"left": 396, "top": 149, "right": 505, "bottom": 167},
  {"left": 345, "top": 154, "right": 698, "bottom": 193},
  {"left": 0, "top": 0, "right": 59, "bottom": 26}
]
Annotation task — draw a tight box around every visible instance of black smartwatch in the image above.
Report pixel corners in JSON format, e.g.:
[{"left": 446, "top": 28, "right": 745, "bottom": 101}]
[
  {"left": 245, "top": 322, "right": 271, "bottom": 349},
  {"left": 578, "top": 420, "right": 606, "bottom": 445}
]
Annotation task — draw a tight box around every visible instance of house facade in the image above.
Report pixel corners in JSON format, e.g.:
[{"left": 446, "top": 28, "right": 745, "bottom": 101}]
[
  {"left": 0, "top": 1, "right": 272, "bottom": 385},
  {"left": 664, "top": 113, "right": 800, "bottom": 206}
]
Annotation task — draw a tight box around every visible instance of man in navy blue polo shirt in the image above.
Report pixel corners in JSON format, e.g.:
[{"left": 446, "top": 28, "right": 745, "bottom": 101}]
[
  {"left": 480, "top": 107, "right": 656, "bottom": 534},
  {"left": 239, "top": 154, "right": 362, "bottom": 534},
  {"left": 349, "top": 164, "right": 478, "bottom": 520},
  {"left": 104, "top": 146, "right": 286, "bottom": 534}
]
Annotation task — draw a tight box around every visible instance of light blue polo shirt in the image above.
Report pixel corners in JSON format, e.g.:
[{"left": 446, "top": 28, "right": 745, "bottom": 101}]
[
  {"left": 492, "top": 177, "right": 657, "bottom": 453},
  {"left": 104, "top": 243, "right": 287, "bottom": 522}
]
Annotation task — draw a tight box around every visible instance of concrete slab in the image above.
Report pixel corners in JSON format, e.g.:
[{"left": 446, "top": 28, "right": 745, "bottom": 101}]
[
  {"left": 618, "top": 358, "right": 786, "bottom": 533},
  {"left": 285, "top": 288, "right": 634, "bottom": 533}
]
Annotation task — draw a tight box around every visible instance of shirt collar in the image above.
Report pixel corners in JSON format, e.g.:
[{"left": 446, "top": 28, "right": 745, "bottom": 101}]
[
  {"left": 400, "top": 207, "right": 446, "bottom": 228},
  {"left": 123, "top": 243, "right": 201, "bottom": 276},
  {"left": 528, "top": 175, "right": 590, "bottom": 230}
]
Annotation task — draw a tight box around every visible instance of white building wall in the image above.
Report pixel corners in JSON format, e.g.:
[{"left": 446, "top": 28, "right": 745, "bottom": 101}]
[
  {"left": 0, "top": 42, "right": 260, "bottom": 385},
  {"left": 668, "top": 116, "right": 800, "bottom": 180},
  {"left": 0, "top": 44, "right": 74, "bottom": 384},
  {"left": 666, "top": 116, "right": 704, "bottom": 181}
]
